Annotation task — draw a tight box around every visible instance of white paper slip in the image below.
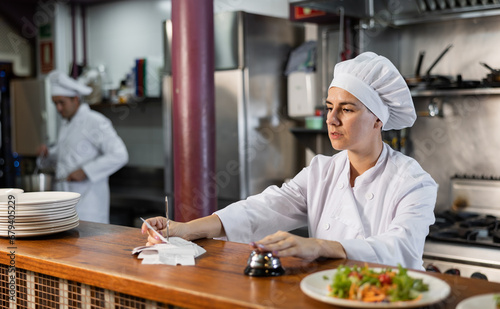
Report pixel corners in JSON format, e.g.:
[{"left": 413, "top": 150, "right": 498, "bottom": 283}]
[
  {"left": 133, "top": 237, "right": 206, "bottom": 257},
  {"left": 132, "top": 237, "right": 206, "bottom": 266},
  {"left": 159, "top": 254, "right": 195, "bottom": 266},
  {"left": 139, "top": 253, "right": 195, "bottom": 266},
  {"left": 137, "top": 251, "right": 161, "bottom": 264},
  {"left": 137, "top": 246, "right": 196, "bottom": 259},
  {"left": 141, "top": 256, "right": 161, "bottom": 265}
]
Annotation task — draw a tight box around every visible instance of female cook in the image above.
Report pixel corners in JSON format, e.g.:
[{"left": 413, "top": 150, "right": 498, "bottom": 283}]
[{"left": 142, "top": 52, "right": 437, "bottom": 270}]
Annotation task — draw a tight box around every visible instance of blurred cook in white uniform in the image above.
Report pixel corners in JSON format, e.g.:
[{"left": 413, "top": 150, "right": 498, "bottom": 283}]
[
  {"left": 142, "top": 52, "right": 437, "bottom": 270},
  {"left": 38, "top": 70, "right": 128, "bottom": 224}
]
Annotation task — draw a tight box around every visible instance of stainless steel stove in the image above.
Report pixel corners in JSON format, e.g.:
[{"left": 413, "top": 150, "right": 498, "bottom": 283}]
[{"left": 423, "top": 176, "right": 500, "bottom": 283}]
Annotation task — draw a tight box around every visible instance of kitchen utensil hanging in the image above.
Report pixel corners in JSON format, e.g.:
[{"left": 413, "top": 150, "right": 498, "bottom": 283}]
[
  {"left": 405, "top": 51, "right": 426, "bottom": 87},
  {"left": 480, "top": 62, "right": 500, "bottom": 86},
  {"left": 423, "top": 44, "right": 453, "bottom": 88},
  {"left": 406, "top": 44, "right": 453, "bottom": 89}
]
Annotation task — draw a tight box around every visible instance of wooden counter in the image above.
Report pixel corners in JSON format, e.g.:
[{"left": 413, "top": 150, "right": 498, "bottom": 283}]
[{"left": 1, "top": 221, "right": 499, "bottom": 308}]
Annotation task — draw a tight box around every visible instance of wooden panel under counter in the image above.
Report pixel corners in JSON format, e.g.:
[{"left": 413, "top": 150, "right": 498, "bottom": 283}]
[{"left": 1, "top": 221, "right": 500, "bottom": 308}]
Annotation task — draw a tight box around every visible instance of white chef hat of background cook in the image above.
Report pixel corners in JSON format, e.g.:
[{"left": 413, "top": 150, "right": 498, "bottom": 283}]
[
  {"left": 49, "top": 70, "right": 92, "bottom": 97},
  {"left": 329, "top": 52, "right": 416, "bottom": 131}
]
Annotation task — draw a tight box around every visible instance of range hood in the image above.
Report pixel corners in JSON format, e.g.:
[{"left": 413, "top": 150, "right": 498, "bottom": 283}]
[{"left": 290, "top": 0, "right": 500, "bottom": 25}]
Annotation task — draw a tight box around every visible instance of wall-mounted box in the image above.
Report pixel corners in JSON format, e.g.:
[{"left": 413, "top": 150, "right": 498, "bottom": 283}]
[{"left": 288, "top": 71, "right": 317, "bottom": 117}]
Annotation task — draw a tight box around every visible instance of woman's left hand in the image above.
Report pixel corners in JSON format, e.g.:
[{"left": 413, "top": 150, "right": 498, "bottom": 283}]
[
  {"left": 252, "top": 230, "right": 347, "bottom": 260},
  {"left": 252, "top": 231, "right": 322, "bottom": 260}
]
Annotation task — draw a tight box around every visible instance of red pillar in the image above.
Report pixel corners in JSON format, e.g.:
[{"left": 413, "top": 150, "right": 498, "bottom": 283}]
[{"left": 171, "top": 0, "right": 216, "bottom": 221}]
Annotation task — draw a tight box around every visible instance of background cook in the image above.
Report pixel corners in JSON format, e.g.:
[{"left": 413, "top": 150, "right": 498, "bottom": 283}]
[{"left": 38, "top": 70, "right": 128, "bottom": 224}]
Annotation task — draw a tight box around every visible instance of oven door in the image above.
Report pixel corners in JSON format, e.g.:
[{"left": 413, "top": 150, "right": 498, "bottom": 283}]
[
  {"left": 423, "top": 258, "right": 500, "bottom": 282},
  {"left": 424, "top": 241, "right": 500, "bottom": 283}
]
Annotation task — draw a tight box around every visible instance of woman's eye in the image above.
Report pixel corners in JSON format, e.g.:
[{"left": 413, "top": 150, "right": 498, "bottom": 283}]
[
  {"left": 325, "top": 106, "right": 333, "bottom": 112},
  {"left": 343, "top": 108, "right": 352, "bottom": 112}
]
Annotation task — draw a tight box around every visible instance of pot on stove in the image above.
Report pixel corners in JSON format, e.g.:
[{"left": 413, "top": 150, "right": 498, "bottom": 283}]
[{"left": 19, "top": 173, "right": 53, "bottom": 192}]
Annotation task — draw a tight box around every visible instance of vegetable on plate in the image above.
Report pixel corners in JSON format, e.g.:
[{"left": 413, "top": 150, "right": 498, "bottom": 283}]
[{"left": 327, "top": 264, "right": 429, "bottom": 303}]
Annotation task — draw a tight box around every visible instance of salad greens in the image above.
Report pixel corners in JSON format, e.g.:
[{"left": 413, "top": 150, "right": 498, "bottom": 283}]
[{"left": 328, "top": 264, "right": 429, "bottom": 303}]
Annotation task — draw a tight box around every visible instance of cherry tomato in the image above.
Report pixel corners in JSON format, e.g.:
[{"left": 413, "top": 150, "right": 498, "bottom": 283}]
[
  {"left": 349, "top": 272, "right": 363, "bottom": 280},
  {"left": 378, "top": 273, "right": 392, "bottom": 285}
]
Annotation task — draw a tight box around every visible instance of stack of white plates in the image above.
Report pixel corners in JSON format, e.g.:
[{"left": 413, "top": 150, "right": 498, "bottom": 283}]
[{"left": 0, "top": 191, "right": 81, "bottom": 237}]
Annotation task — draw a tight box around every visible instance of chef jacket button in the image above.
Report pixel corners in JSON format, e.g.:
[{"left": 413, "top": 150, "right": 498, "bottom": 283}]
[
  {"left": 356, "top": 235, "right": 364, "bottom": 239},
  {"left": 365, "top": 192, "right": 374, "bottom": 200},
  {"left": 338, "top": 183, "right": 344, "bottom": 189},
  {"left": 324, "top": 223, "right": 330, "bottom": 230}
]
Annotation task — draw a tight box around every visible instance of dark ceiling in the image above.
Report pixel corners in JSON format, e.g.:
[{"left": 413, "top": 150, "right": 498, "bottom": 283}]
[
  {"left": 0, "top": 0, "right": 124, "bottom": 40},
  {"left": 0, "top": 0, "right": 119, "bottom": 3}
]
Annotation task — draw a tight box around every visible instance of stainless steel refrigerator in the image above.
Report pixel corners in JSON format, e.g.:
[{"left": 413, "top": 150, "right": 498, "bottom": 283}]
[{"left": 163, "top": 12, "right": 305, "bottom": 213}]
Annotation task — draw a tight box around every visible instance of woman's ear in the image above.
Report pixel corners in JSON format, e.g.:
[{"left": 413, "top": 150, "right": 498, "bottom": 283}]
[{"left": 375, "top": 118, "right": 383, "bottom": 130}]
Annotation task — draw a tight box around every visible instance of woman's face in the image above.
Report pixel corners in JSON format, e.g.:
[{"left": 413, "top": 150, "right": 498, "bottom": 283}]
[{"left": 325, "top": 87, "right": 382, "bottom": 153}]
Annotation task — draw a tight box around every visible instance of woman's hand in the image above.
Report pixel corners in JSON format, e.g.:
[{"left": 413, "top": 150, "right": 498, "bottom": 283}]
[
  {"left": 140, "top": 214, "right": 226, "bottom": 246},
  {"left": 141, "top": 216, "right": 167, "bottom": 246},
  {"left": 140, "top": 216, "right": 188, "bottom": 246},
  {"left": 252, "top": 230, "right": 346, "bottom": 260}
]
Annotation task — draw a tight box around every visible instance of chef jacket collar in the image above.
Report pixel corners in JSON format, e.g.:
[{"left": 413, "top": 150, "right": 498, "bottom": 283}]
[{"left": 348, "top": 144, "right": 388, "bottom": 187}]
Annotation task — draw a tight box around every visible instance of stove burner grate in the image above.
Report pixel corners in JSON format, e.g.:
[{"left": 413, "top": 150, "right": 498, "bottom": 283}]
[{"left": 427, "top": 211, "right": 500, "bottom": 248}]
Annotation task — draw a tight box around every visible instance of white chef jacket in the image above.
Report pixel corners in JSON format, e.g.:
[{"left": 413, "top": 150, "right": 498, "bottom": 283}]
[
  {"left": 215, "top": 143, "right": 437, "bottom": 270},
  {"left": 43, "top": 103, "right": 128, "bottom": 223}
]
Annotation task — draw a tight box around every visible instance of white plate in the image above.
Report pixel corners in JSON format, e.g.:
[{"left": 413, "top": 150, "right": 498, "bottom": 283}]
[
  {"left": 0, "top": 192, "right": 80, "bottom": 205},
  {"left": 0, "top": 213, "right": 79, "bottom": 229},
  {"left": 300, "top": 268, "right": 451, "bottom": 308},
  {"left": 0, "top": 206, "right": 75, "bottom": 217},
  {"left": 0, "top": 221, "right": 79, "bottom": 238},
  {"left": 3, "top": 201, "right": 79, "bottom": 211},
  {"left": 5, "top": 198, "right": 80, "bottom": 209},
  {"left": 0, "top": 188, "right": 24, "bottom": 195},
  {"left": 0, "top": 209, "right": 77, "bottom": 222},
  {"left": 0, "top": 211, "right": 77, "bottom": 225},
  {"left": 456, "top": 293, "right": 499, "bottom": 309}
]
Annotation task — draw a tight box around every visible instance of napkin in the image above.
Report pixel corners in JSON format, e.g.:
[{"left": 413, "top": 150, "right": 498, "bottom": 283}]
[{"left": 132, "top": 237, "right": 206, "bottom": 266}]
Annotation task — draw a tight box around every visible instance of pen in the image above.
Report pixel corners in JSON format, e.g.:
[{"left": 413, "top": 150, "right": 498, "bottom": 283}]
[
  {"left": 140, "top": 217, "right": 169, "bottom": 243},
  {"left": 165, "top": 196, "right": 170, "bottom": 243}
]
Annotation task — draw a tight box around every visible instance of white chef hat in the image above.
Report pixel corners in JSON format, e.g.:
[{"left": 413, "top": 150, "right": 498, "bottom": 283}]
[
  {"left": 329, "top": 52, "right": 416, "bottom": 131},
  {"left": 48, "top": 70, "right": 92, "bottom": 97}
]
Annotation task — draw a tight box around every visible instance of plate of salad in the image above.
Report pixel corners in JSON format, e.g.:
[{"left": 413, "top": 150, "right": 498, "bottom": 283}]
[
  {"left": 300, "top": 264, "right": 450, "bottom": 308},
  {"left": 456, "top": 293, "right": 500, "bottom": 309}
]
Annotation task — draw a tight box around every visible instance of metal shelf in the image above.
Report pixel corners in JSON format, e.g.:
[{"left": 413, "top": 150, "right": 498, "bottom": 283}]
[
  {"left": 289, "top": 0, "right": 370, "bottom": 19},
  {"left": 410, "top": 87, "right": 500, "bottom": 97},
  {"left": 393, "top": 7, "right": 500, "bottom": 26},
  {"left": 291, "top": 0, "right": 500, "bottom": 26}
]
